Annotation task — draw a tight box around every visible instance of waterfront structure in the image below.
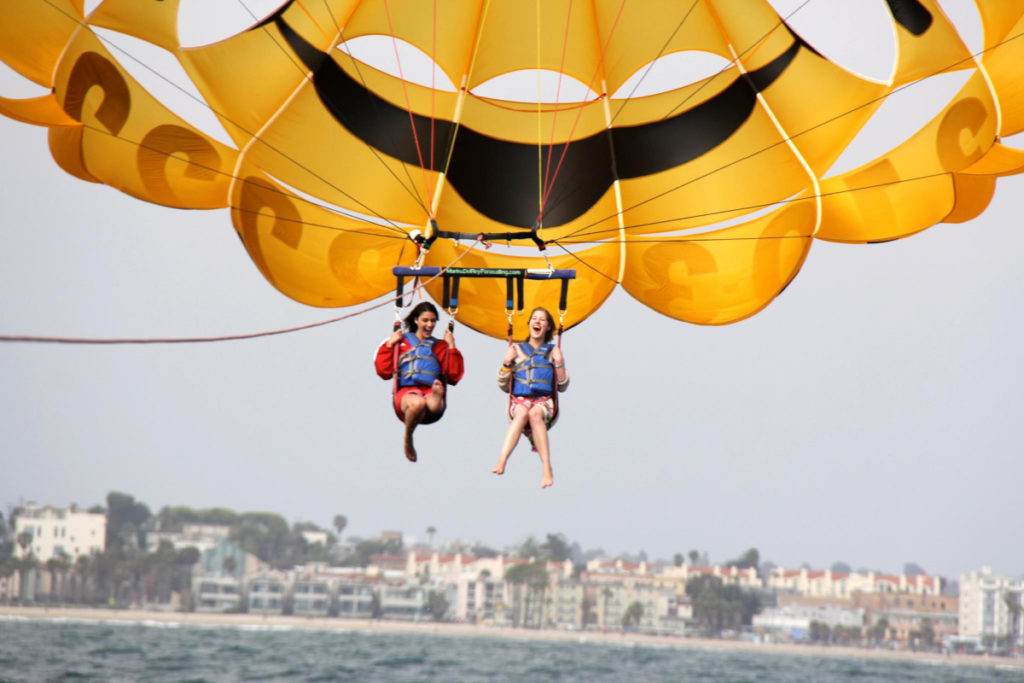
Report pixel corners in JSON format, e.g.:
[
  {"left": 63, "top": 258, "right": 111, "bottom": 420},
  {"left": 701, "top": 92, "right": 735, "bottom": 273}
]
[
  {"left": 959, "top": 566, "right": 1024, "bottom": 652},
  {"left": 145, "top": 524, "right": 231, "bottom": 554},
  {"left": 247, "top": 572, "right": 289, "bottom": 614},
  {"left": 292, "top": 576, "right": 333, "bottom": 616},
  {"left": 768, "top": 567, "right": 941, "bottom": 598},
  {"left": 195, "top": 576, "right": 243, "bottom": 613},
  {"left": 12, "top": 503, "right": 105, "bottom": 562},
  {"left": 753, "top": 603, "right": 865, "bottom": 640}
]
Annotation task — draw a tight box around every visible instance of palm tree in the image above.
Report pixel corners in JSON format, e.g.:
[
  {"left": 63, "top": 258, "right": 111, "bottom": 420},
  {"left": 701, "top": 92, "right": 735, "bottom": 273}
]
[
  {"left": 426, "top": 526, "right": 436, "bottom": 548},
  {"left": 601, "top": 587, "right": 613, "bottom": 629},
  {"left": 333, "top": 515, "right": 347, "bottom": 538},
  {"left": 1005, "top": 590, "right": 1023, "bottom": 651},
  {"left": 622, "top": 600, "right": 644, "bottom": 630}
]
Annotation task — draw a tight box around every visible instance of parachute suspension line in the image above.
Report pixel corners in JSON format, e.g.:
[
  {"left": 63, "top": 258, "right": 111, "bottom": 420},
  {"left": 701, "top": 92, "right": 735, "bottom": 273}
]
[
  {"left": 537, "top": 0, "right": 576, "bottom": 226},
  {"left": 659, "top": 0, "right": 811, "bottom": 122},
  {"left": 437, "top": 0, "right": 493, "bottom": 181},
  {"left": 383, "top": 0, "right": 432, "bottom": 212},
  {"left": 536, "top": 0, "right": 626, "bottom": 225},
  {"left": 606, "top": 0, "right": 699, "bottom": 128},
  {"left": 724, "top": 39, "right": 822, "bottom": 237},
  {"left": 536, "top": 0, "right": 545, "bottom": 222},
  {"left": 298, "top": 6, "right": 432, "bottom": 219}
]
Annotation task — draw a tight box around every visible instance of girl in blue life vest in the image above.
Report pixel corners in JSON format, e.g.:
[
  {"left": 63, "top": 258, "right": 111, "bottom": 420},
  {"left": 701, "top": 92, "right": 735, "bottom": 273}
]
[
  {"left": 492, "top": 307, "right": 568, "bottom": 488},
  {"left": 375, "top": 302, "right": 464, "bottom": 463}
]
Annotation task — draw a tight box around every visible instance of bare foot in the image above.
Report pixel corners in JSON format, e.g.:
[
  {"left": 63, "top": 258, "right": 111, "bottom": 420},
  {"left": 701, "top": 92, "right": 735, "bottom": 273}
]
[
  {"left": 403, "top": 417, "right": 418, "bottom": 463},
  {"left": 540, "top": 470, "right": 553, "bottom": 488},
  {"left": 492, "top": 460, "right": 506, "bottom": 475}
]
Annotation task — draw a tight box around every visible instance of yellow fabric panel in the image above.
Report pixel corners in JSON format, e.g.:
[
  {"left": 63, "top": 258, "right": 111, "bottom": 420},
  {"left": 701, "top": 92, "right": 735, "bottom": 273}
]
[
  {"left": 177, "top": 0, "right": 358, "bottom": 147},
  {"left": 342, "top": 0, "right": 483, "bottom": 85},
  {"left": 240, "top": 77, "right": 441, "bottom": 227},
  {"left": 459, "top": 90, "right": 607, "bottom": 143},
  {"left": 230, "top": 169, "right": 413, "bottom": 307},
  {"left": 596, "top": 0, "right": 733, "bottom": 96},
  {"left": 959, "top": 142, "right": 1024, "bottom": 176},
  {"left": 335, "top": 51, "right": 461, "bottom": 134},
  {"left": 88, "top": 0, "right": 180, "bottom": 52},
  {"left": 0, "top": 94, "right": 78, "bottom": 127},
  {"left": 705, "top": 0, "right": 795, "bottom": 69},
  {"left": 0, "top": 0, "right": 83, "bottom": 86},
  {"left": 420, "top": 240, "right": 619, "bottom": 339},
  {"left": 621, "top": 200, "right": 814, "bottom": 325},
  {"left": 465, "top": 0, "right": 602, "bottom": 91},
  {"left": 944, "top": 172, "right": 995, "bottom": 224},
  {"left": 52, "top": 28, "right": 236, "bottom": 208},
  {"left": 604, "top": 70, "right": 734, "bottom": 127},
  {"left": 616, "top": 105, "right": 806, "bottom": 236},
  {"left": 755, "top": 47, "right": 887, "bottom": 176},
  {"left": 48, "top": 125, "right": 100, "bottom": 183},
  {"left": 890, "top": 0, "right": 973, "bottom": 87},
  {"left": 434, "top": 175, "right": 622, "bottom": 243},
  {"left": 818, "top": 72, "right": 997, "bottom": 242},
  {"left": 977, "top": 5, "right": 1024, "bottom": 136},
  {"left": 976, "top": 0, "right": 1024, "bottom": 49}
]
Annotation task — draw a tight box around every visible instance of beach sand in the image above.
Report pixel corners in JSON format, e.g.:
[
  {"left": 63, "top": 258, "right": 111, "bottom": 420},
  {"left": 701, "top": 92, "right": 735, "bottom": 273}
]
[{"left": 2, "top": 605, "right": 1021, "bottom": 672}]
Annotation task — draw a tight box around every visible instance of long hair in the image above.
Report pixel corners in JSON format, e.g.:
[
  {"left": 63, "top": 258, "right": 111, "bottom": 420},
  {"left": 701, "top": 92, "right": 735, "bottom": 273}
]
[
  {"left": 522, "top": 307, "right": 556, "bottom": 344},
  {"left": 404, "top": 301, "right": 439, "bottom": 333}
]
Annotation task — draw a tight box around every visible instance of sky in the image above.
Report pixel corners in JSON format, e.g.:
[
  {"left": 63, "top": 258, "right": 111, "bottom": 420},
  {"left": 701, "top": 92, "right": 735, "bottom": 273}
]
[{"left": 1, "top": 0, "right": 1022, "bottom": 580}]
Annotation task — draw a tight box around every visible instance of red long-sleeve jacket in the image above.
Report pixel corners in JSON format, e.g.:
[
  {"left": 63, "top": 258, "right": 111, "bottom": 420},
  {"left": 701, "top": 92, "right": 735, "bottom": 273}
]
[{"left": 375, "top": 336, "right": 464, "bottom": 385}]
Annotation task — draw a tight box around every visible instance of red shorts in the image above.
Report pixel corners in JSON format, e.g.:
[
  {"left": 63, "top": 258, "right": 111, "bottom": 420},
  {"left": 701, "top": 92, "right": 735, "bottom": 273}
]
[{"left": 393, "top": 385, "right": 444, "bottom": 424}]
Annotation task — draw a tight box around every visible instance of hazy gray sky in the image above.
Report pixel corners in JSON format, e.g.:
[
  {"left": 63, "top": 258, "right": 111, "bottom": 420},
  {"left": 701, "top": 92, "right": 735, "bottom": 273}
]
[{"left": 1, "top": 1, "right": 1021, "bottom": 579}]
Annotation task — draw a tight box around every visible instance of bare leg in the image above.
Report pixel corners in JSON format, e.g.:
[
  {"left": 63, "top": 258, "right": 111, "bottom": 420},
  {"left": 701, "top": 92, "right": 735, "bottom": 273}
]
[
  {"left": 400, "top": 394, "right": 427, "bottom": 463},
  {"left": 527, "top": 405, "right": 553, "bottom": 488},
  {"left": 493, "top": 405, "right": 529, "bottom": 475}
]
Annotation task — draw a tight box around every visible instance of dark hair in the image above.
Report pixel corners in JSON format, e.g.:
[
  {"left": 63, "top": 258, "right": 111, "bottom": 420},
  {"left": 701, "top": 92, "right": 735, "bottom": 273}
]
[
  {"left": 404, "top": 302, "right": 439, "bottom": 333},
  {"left": 522, "top": 307, "right": 556, "bottom": 344}
]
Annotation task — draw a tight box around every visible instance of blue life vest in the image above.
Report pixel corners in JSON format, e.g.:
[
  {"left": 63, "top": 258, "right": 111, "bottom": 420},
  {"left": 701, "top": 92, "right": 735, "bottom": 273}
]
[
  {"left": 397, "top": 333, "right": 442, "bottom": 387},
  {"left": 512, "top": 342, "right": 556, "bottom": 397}
]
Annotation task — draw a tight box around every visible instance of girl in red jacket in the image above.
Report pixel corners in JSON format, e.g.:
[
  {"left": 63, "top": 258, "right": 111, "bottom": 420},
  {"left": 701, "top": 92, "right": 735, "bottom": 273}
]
[{"left": 375, "top": 302, "right": 464, "bottom": 462}]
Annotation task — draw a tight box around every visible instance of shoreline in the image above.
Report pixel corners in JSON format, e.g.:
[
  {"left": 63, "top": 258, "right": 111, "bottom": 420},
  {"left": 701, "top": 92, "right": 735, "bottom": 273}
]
[{"left": 2, "top": 605, "right": 1021, "bottom": 671}]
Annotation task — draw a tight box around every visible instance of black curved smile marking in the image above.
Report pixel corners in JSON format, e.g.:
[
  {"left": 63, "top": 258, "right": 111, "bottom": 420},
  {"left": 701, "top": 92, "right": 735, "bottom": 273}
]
[{"left": 276, "top": 19, "right": 801, "bottom": 229}]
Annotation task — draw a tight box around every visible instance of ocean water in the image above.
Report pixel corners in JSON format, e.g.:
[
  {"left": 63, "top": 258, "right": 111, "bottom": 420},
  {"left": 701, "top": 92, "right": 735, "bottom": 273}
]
[{"left": 0, "top": 618, "right": 1021, "bottom": 683}]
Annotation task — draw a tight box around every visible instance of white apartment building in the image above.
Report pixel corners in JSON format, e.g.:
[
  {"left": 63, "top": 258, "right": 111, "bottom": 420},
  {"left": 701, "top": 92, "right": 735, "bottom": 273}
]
[
  {"left": 13, "top": 503, "right": 106, "bottom": 562},
  {"left": 959, "top": 566, "right": 1024, "bottom": 648},
  {"left": 768, "top": 568, "right": 941, "bottom": 598}
]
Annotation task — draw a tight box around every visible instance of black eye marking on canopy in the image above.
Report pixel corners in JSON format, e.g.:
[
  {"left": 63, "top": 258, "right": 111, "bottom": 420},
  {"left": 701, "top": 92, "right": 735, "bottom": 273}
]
[
  {"left": 885, "top": 0, "right": 932, "bottom": 36},
  {"left": 276, "top": 19, "right": 800, "bottom": 229}
]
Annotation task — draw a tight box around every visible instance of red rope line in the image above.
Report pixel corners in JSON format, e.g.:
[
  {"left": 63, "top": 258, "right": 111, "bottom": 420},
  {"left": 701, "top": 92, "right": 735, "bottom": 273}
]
[
  {"left": 539, "top": 0, "right": 627, "bottom": 220},
  {"left": 540, "top": 0, "right": 576, "bottom": 215},
  {"left": 383, "top": 0, "right": 432, "bottom": 208}
]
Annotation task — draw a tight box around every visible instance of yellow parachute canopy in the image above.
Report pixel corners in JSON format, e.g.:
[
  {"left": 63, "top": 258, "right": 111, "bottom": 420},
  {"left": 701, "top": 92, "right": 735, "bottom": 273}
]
[{"left": 2, "top": 0, "right": 1023, "bottom": 338}]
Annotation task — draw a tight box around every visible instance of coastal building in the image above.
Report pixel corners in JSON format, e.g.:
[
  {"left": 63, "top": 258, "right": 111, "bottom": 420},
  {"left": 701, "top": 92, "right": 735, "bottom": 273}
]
[
  {"left": 959, "top": 566, "right": 1024, "bottom": 652},
  {"left": 753, "top": 603, "right": 865, "bottom": 640},
  {"left": 851, "top": 591, "right": 958, "bottom": 647},
  {"left": 13, "top": 503, "right": 106, "bottom": 562},
  {"left": 246, "top": 572, "right": 289, "bottom": 614},
  {"left": 195, "top": 576, "right": 243, "bottom": 613},
  {"left": 336, "top": 579, "right": 376, "bottom": 618},
  {"left": 292, "top": 576, "right": 333, "bottom": 616},
  {"left": 145, "top": 523, "right": 231, "bottom": 554},
  {"left": 768, "top": 567, "right": 941, "bottom": 598}
]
